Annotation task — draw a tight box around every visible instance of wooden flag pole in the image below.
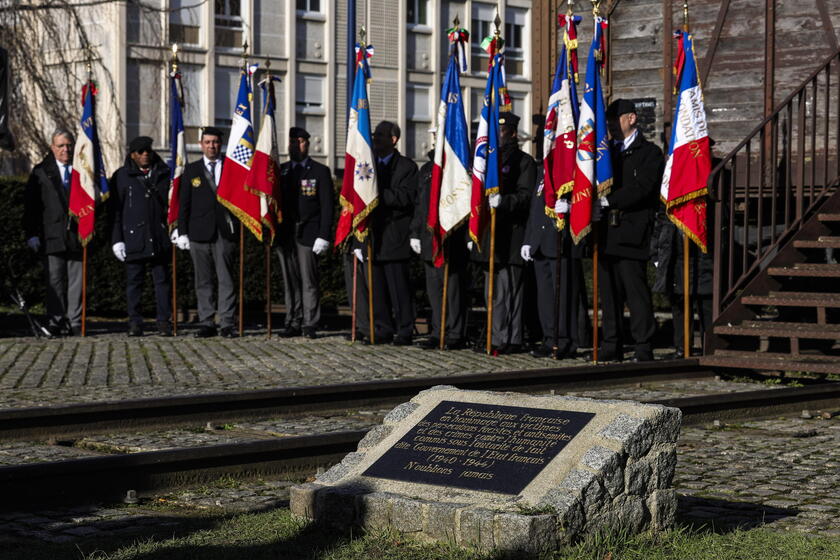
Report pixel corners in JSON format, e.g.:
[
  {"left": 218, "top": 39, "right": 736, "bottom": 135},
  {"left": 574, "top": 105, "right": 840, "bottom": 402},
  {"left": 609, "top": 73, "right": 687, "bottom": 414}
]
[
  {"left": 592, "top": 239, "right": 599, "bottom": 362},
  {"left": 239, "top": 223, "right": 244, "bottom": 336},
  {"left": 367, "top": 242, "right": 375, "bottom": 345},
  {"left": 351, "top": 253, "right": 358, "bottom": 342},
  {"left": 440, "top": 245, "right": 449, "bottom": 351},
  {"left": 682, "top": 1, "right": 691, "bottom": 358},
  {"left": 486, "top": 208, "right": 496, "bottom": 354},
  {"left": 81, "top": 246, "right": 87, "bottom": 337},
  {"left": 265, "top": 237, "right": 272, "bottom": 338},
  {"left": 172, "top": 248, "right": 177, "bottom": 335},
  {"left": 553, "top": 228, "right": 563, "bottom": 356}
]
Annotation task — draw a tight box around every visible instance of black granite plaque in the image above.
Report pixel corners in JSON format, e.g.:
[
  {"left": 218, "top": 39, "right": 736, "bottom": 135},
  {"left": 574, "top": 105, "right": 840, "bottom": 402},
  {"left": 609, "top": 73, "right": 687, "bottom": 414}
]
[
  {"left": 628, "top": 97, "right": 657, "bottom": 139},
  {"left": 363, "top": 401, "right": 595, "bottom": 494}
]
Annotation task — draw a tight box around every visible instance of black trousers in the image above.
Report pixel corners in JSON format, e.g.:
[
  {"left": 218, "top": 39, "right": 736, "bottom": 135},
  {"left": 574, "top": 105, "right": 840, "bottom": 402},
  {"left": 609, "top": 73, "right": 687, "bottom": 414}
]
[
  {"left": 671, "top": 294, "right": 713, "bottom": 353},
  {"left": 343, "top": 252, "right": 370, "bottom": 337},
  {"left": 125, "top": 255, "right": 171, "bottom": 326},
  {"left": 533, "top": 253, "right": 586, "bottom": 352},
  {"left": 371, "top": 260, "right": 415, "bottom": 340},
  {"left": 423, "top": 258, "right": 468, "bottom": 343},
  {"left": 598, "top": 255, "right": 656, "bottom": 359}
]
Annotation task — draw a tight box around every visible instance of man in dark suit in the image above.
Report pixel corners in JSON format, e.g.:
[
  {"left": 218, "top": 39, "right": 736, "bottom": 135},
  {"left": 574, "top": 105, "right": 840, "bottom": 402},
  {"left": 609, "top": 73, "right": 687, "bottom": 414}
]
[
  {"left": 276, "top": 126, "right": 334, "bottom": 338},
  {"left": 109, "top": 136, "right": 172, "bottom": 336},
  {"left": 354, "top": 121, "right": 418, "bottom": 345},
  {"left": 471, "top": 112, "right": 535, "bottom": 354},
  {"left": 177, "top": 127, "right": 238, "bottom": 338},
  {"left": 411, "top": 146, "right": 469, "bottom": 350},
  {"left": 23, "top": 129, "right": 82, "bottom": 336},
  {"left": 596, "top": 99, "right": 663, "bottom": 362},
  {"left": 521, "top": 178, "right": 587, "bottom": 359}
]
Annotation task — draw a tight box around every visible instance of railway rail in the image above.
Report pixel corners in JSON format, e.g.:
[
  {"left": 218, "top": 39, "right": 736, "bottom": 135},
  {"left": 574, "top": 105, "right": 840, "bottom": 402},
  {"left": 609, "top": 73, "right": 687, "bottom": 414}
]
[{"left": 1, "top": 360, "right": 838, "bottom": 511}]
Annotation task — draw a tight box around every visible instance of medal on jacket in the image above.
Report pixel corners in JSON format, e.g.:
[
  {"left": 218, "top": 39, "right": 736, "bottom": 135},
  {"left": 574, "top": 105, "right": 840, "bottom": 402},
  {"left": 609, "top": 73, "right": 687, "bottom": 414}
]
[{"left": 191, "top": 177, "right": 201, "bottom": 187}]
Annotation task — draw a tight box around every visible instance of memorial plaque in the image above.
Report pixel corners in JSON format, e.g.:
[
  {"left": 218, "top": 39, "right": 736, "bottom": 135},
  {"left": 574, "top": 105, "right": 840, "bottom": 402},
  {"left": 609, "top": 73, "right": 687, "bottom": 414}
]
[{"left": 362, "top": 400, "right": 595, "bottom": 494}]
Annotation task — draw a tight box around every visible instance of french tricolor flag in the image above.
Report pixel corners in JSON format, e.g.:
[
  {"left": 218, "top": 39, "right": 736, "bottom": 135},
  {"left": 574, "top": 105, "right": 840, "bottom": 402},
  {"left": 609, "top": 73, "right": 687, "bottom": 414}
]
[
  {"left": 335, "top": 43, "right": 378, "bottom": 246},
  {"left": 167, "top": 71, "right": 187, "bottom": 233},
  {"left": 246, "top": 75, "right": 283, "bottom": 243},
  {"left": 427, "top": 27, "right": 471, "bottom": 267},
  {"left": 661, "top": 30, "right": 711, "bottom": 252},
  {"left": 68, "top": 79, "right": 109, "bottom": 246}
]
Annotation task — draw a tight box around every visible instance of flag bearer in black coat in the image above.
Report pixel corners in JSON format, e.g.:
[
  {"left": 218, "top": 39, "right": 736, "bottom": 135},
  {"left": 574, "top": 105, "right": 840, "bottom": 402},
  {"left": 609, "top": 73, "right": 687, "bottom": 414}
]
[
  {"left": 410, "top": 147, "right": 469, "bottom": 350},
  {"left": 471, "top": 112, "right": 535, "bottom": 354},
  {"left": 596, "top": 99, "right": 663, "bottom": 362},
  {"left": 276, "top": 127, "right": 334, "bottom": 338},
  {"left": 521, "top": 178, "right": 588, "bottom": 359},
  {"left": 354, "top": 121, "right": 418, "bottom": 345},
  {"left": 177, "top": 128, "right": 238, "bottom": 338},
  {"left": 109, "top": 136, "right": 172, "bottom": 337},
  {"left": 23, "top": 129, "right": 82, "bottom": 336}
]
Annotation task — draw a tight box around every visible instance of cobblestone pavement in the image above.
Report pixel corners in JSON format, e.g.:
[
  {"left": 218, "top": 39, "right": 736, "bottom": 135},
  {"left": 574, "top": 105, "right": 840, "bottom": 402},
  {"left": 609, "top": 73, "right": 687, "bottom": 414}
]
[
  {"left": 0, "top": 378, "right": 764, "bottom": 465},
  {"left": 1, "top": 415, "right": 836, "bottom": 546},
  {"left": 0, "top": 326, "right": 690, "bottom": 409}
]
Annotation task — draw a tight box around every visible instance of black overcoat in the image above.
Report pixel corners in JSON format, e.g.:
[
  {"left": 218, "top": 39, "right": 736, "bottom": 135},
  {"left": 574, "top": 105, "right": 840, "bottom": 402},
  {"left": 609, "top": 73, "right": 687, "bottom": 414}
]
[
  {"left": 109, "top": 155, "right": 170, "bottom": 262},
  {"left": 23, "top": 154, "right": 82, "bottom": 254},
  {"left": 367, "top": 150, "right": 418, "bottom": 262},
  {"left": 601, "top": 132, "right": 664, "bottom": 261}
]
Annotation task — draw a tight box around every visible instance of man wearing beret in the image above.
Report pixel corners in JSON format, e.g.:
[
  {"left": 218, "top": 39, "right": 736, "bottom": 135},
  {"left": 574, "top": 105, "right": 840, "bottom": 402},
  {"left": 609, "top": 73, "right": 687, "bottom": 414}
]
[
  {"left": 595, "top": 99, "right": 663, "bottom": 362},
  {"left": 23, "top": 129, "right": 83, "bottom": 336},
  {"left": 109, "top": 136, "right": 173, "bottom": 336},
  {"left": 471, "top": 112, "right": 535, "bottom": 354},
  {"left": 276, "top": 127, "right": 334, "bottom": 338},
  {"left": 177, "top": 127, "right": 238, "bottom": 338}
]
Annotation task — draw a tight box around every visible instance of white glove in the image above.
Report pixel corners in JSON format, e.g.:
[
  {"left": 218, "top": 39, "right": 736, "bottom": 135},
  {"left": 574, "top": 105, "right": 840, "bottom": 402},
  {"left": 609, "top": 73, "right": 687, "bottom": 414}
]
[
  {"left": 654, "top": 261, "right": 660, "bottom": 268},
  {"left": 599, "top": 197, "right": 609, "bottom": 208},
  {"left": 489, "top": 194, "right": 501, "bottom": 208},
  {"left": 467, "top": 241, "right": 474, "bottom": 251},
  {"left": 26, "top": 237, "right": 40, "bottom": 252},
  {"left": 169, "top": 228, "right": 179, "bottom": 244},
  {"left": 354, "top": 248, "right": 364, "bottom": 262},
  {"left": 112, "top": 242, "right": 126, "bottom": 262},
  {"left": 520, "top": 245, "right": 533, "bottom": 262},
  {"left": 312, "top": 238, "right": 330, "bottom": 255},
  {"left": 410, "top": 238, "right": 421, "bottom": 254},
  {"left": 176, "top": 235, "right": 191, "bottom": 251},
  {"left": 554, "top": 199, "right": 570, "bottom": 214}
]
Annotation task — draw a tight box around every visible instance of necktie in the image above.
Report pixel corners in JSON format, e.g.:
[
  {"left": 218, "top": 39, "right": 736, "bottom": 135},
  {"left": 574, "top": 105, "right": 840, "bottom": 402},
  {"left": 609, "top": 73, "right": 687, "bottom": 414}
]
[
  {"left": 63, "top": 165, "right": 71, "bottom": 190},
  {"left": 208, "top": 161, "right": 217, "bottom": 190}
]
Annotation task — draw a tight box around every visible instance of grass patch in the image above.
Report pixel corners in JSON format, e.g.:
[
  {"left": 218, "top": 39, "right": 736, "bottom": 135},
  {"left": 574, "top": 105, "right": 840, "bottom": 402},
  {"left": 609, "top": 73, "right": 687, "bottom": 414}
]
[{"left": 2, "top": 508, "right": 838, "bottom": 560}]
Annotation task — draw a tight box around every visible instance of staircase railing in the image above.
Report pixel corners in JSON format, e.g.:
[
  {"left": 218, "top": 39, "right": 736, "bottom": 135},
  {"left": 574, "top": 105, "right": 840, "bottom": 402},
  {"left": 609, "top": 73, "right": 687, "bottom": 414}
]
[{"left": 710, "top": 47, "right": 840, "bottom": 319}]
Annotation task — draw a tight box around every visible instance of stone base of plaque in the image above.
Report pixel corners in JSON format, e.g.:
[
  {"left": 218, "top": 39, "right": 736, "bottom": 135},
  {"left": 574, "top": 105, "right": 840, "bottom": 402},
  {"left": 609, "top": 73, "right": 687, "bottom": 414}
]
[{"left": 290, "top": 386, "right": 681, "bottom": 554}]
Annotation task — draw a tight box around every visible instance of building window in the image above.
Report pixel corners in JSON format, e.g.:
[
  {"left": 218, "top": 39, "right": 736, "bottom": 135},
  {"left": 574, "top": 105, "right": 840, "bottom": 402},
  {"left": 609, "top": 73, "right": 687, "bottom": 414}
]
[
  {"left": 407, "top": 85, "right": 430, "bottom": 120},
  {"left": 170, "top": 0, "right": 201, "bottom": 46},
  {"left": 215, "top": 0, "right": 243, "bottom": 48},
  {"left": 296, "top": 74, "right": 324, "bottom": 113},
  {"left": 407, "top": 0, "right": 428, "bottom": 26},
  {"left": 297, "top": 0, "right": 321, "bottom": 12},
  {"left": 471, "top": 2, "right": 496, "bottom": 73}
]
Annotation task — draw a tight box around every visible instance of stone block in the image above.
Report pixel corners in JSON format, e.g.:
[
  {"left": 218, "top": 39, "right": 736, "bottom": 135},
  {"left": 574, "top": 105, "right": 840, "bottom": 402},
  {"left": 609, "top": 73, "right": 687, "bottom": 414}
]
[
  {"left": 457, "top": 507, "right": 495, "bottom": 550},
  {"left": 357, "top": 492, "right": 393, "bottom": 529},
  {"left": 625, "top": 459, "right": 653, "bottom": 495},
  {"left": 357, "top": 425, "right": 393, "bottom": 450},
  {"left": 423, "top": 501, "right": 464, "bottom": 542},
  {"left": 647, "top": 489, "right": 677, "bottom": 531},
  {"left": 289, "top": 482, "right": 322, "bottom": 518},
  {"left": 494, "top": 513, "right": 559, "bottom": 555},
  {"left": 391, "top": 496, "right": 424, "bottom": 533}
]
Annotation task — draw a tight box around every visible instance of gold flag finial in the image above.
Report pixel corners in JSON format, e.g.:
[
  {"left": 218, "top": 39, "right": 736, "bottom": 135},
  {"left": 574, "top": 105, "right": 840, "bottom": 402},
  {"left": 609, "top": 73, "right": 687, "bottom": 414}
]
[
  {"left": 592, "top": 0, "right": 601, "bottom": 17},
  {"left": 360, "top": 25, "right": 367, "bottom": 45},
  {"left": 494, "top": 9, "right": 501, "bottom": 36},
  {"left": 683, "top": 1, "right": 689, "bottom": 30},
  {"left": 453, "top": 14, "right": 459, "bottom": 28},
  {"left": 170, "top": 43, "right": 179, "bottom": 73}
]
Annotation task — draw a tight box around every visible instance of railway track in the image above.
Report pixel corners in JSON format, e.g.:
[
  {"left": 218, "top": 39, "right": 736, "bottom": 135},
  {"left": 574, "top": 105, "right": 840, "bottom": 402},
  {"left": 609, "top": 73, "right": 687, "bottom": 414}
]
[{"left": 1, "top": 361, "right": 838, "bottom": 511}]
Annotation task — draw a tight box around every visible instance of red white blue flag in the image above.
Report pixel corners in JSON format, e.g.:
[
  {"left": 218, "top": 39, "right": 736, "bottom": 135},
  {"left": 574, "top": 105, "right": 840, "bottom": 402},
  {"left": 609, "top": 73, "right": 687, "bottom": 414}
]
[
  {"left": 69, "top": 79, "right": 109, "bottom": 247},
  {"left": 661, "top": 30, "right": 710, "bottom": 252},
  {"left": 468, "top": 34, "right": 509, "bottom": 248},
  {"left": 543, "top": 13, "right": 580, "bottom": 231},
  {"left": 335, "top": 42, "right": 377, "bottom": 246},
  {"left": 428, "top": 26, "right": 471, "bottom": 267},
  {"left": 245, "top": 75, "right": 283, "bottom": 243},
  {"left": 570, "top": 16, "right": 612, "bottom": 244},
  {"left": 167, "top": 71, "right": 187, "bottom": 233},
  {"left": 217, "top": 66, "right": 264, "bottom": 240}
]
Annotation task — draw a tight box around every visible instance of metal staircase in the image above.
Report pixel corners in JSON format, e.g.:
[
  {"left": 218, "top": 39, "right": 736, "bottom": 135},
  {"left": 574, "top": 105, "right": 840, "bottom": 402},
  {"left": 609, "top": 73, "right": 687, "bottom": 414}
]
[{"left": 701, "top": 47, "right": 840, "bottom": 376}]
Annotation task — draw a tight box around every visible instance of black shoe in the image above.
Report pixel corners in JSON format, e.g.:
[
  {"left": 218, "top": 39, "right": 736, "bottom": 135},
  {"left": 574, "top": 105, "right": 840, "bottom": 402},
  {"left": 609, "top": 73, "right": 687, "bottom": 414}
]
[
  {"left": 344, "top": 331, "right": 365, "bottom": 342},
  {"left": 220, "top": 326, "right": 238, "bottom": 339},
  {"left": 530, "top": 345, "right": 554, "bottom": 358},
  {"left": 589, "top": 350, "right": 622, "bottom": 362},
  {"left": 499, "top": 344, "right": 523, "bottom": 355},
  {"left": 279, "top": 326, "right": 302, "bottom": 338},
  {"left": 128, "top": 323, "right": 144, "bottom": 337},
  {"left": 554, "top": 346, "right": 578, "bottom": 360},
  {"left": 417, "top": 337, "right": 439, "bottom": 349},
  {"left": 302, "top": 327, "right": 317, "bottom": 339},
  {"left": 69, "top": 326, "right": 82, "bottom": 337},
  {"left": 46, "top": 324, "right": 63, "bottom": 337},
  {"left": 393, "top": 336, "right": 412, "bottom": 346},
  {"left": 194, "top": 325, "right": 217, "bottom": 338},
  {"left": 632, "top": 353, "right": 654, "bottom": 363},
  {"left": 157, "top": 321, "right": 173, "bottom": 337},
  {"left": 445, "top": 339, "right": 468, "bottom": 350}
]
